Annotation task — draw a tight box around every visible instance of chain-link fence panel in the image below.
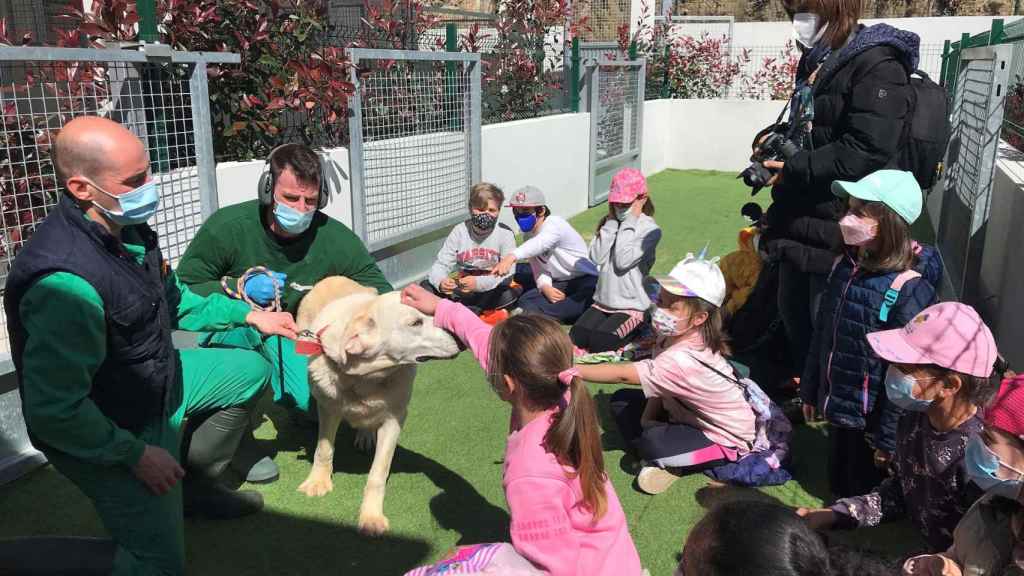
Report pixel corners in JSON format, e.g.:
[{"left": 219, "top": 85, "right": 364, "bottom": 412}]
[
  {"left": 587, "top": 59, "right": 644, "bottom": 206},
  {"left": 0, "top": 45, "right": 235, "bottom": 359},
  {"left": 347, "top": 48, "right": 481, "bottom": 252}
]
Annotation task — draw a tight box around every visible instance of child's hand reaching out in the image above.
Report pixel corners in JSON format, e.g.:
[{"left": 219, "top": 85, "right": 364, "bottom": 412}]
[{"left": 402, "top": 283, "right": 442, "bottom": 316}]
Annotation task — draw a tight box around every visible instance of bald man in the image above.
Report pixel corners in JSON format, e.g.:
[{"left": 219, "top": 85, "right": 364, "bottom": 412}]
[{"left": 2, "top": 117, "right": 298, "bottom": 575}]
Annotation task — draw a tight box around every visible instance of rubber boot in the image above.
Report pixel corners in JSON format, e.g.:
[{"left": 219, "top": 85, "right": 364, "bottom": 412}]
[
  {"left": 230, "top": 428, "right": 280, "bottom": 485},
  {"left": 0, "top": 536, "right": 115, "bottom": 576},
  {"left": 181, "top": 405, "right": 264, "bottom": 520}
]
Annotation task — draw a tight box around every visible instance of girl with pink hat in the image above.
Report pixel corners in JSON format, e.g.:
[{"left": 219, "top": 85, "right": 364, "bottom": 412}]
[
  {"left": 798, "top": 301, "right": 1005, "bottom": 553},
  {"left": 903, "top": 373, "right": 1024, "bottom": 575},
  {"left": 571, "top": 168, "right": 662, "bottom": 354}
]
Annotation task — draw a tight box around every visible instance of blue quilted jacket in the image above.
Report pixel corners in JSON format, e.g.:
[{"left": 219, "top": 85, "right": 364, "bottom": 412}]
[{"left": 800, "top": 245, "right": 941, "bottom": 452}]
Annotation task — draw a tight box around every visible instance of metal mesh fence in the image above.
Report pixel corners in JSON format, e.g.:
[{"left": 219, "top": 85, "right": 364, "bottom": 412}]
[
  {"left": 348, "top": 49, "right": 481, "bottom": 252},
  {"left": 589, "top": 60, "right": 644, "bottom": 205},
  {"left": 0, "top": 47, "right": 228, "bottom": 358},
  {"left": 938, "top": 44, "right": 1012, "bottom": 298},
  {"left": 423, "top": 10, "right": 570, "bottom": 124},
  {"left": 581, "top": 0, "right": 632, "bottom": 41}
]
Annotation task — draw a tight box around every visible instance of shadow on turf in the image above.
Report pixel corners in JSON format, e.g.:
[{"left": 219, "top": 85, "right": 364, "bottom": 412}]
[
  {"left": 185, "top": 508, "right": 436, "bottom": 575},
  {"left": 262, "top": 406, "right": 512, "bottom": 546}
]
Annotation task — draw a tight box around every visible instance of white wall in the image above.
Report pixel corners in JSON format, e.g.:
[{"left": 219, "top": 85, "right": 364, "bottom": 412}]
[
  {"left": 975, "top": 148, "right": 1024, "bottom": 368},
  {"left": 642, "top": 99, "right": 674, "bottom": 176},
  {"left": 926, "top": 143, "right": 1024, "bottom": 368},
  {"left": 481, "top": 113, "right": 592, "bottom": 228},
  {"left": 660, "top": 99, "right": 787, "bottom": 172}
]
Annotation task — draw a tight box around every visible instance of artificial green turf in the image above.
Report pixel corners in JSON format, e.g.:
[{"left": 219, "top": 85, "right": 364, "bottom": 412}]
[{"left": 0, "top": 169, "right": 921, "bottom": 575}]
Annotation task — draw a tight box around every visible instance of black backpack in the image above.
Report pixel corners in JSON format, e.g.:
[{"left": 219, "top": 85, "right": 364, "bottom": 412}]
[{"left": 898, "top": 69, "right": 950, "bottom": 191}]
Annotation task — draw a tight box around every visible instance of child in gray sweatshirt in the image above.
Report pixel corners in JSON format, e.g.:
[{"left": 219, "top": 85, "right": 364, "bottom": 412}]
[
  {"left": 424, "top": 183, "right": 520, "bottom": 314},
  {"left": 570, "top": 168, "right": 661, "bottom": 353}
]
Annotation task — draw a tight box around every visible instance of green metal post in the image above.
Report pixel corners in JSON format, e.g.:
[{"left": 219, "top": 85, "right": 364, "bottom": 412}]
[
  {"left": 660, "top": 44, "right": 671, "bottom": 99},
  {"left": 446, "top": 24, "right": 457, "bottom": 130},
  {"left": 991, "top": 18, "right": 1005, "bottom": 45},
  {"left": 629, "top": 40, "right": 638, "bottom": 60},
  {"left": 570, "top": 37, "right": 581, "bottom": 113},
  {"left": 940, "top": 39, "right": 951, "bottom": 87},
  {"left": 961, "top": 32, "right": 971, "bottom": 50},
  {"left": 137, "top": 0, "right": 158, "bottom": 43}
]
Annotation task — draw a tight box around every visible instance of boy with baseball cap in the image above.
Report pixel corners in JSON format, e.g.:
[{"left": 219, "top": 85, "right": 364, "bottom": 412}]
[
  {"left": 491, "top": 185, "right": 598, "bottom": 324},
  {"left": 576, "top": 252, "right": 756, "bottom": 494}
]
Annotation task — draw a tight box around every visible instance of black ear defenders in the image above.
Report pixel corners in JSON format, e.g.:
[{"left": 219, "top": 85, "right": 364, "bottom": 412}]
[{"left": 257, "top": 144, "right": 328, "bottom": 209}]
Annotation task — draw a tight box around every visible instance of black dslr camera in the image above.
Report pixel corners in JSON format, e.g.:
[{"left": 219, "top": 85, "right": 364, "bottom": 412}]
[{"left": 738, "top": 125, "right": 801, "bottom": 196}]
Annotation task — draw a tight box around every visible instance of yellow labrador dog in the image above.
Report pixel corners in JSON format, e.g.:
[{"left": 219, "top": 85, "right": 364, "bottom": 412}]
[{"left": 295, "top": 277, "right": 460, "bottom": 535}]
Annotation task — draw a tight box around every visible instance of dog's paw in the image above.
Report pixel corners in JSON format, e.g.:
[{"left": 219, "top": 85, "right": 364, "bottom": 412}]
[
  {"left": 297, "top": 473, "right": 334, "bottom": 497},
  {"left": 358, "top": 513, "right": 390, "bottom": 536},
  {"left": 354, "top": 428, "right": 376, "bottom": 453}
]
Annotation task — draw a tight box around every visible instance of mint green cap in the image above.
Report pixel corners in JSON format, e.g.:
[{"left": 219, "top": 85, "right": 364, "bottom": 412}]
[{"left": 831, "top": 170, "right": 922, "bottom": 224}]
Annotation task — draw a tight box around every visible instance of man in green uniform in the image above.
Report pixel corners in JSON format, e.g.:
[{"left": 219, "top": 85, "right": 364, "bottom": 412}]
[
  {"left": 176, "top": 144, "right": 392, "bottom": 482},
  {"left": 2, "top": 117, "right": 298, "bottom": 575}
]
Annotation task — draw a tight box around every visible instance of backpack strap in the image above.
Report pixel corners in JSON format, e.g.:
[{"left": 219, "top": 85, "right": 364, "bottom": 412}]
[{"left": 879, "top": 270, "right": 922, "bottom": 323}]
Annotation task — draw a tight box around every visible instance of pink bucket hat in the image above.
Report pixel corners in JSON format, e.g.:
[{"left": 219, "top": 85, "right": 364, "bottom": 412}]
[
  {"left": 608, "top": 168, "right": 647, "bottom": 204},
  {"left": 866, "top": 302, "right": 997, "bottom": 378}
]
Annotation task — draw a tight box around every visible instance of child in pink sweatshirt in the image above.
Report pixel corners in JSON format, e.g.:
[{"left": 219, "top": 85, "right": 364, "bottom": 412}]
[{"left": 401, "top": 284, "right": 643, "bottom": 576}]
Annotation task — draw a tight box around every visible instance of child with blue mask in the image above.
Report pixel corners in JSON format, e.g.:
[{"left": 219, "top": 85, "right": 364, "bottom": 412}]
[
  {"left": 903, "top": 374, "right": 1024, "bottom": 576},
  {"left": 799, "top": 302, "right": 1003, "bottom": 553},
  {"left": 491, "top": 185, "right": 598, "bottom": 324}
]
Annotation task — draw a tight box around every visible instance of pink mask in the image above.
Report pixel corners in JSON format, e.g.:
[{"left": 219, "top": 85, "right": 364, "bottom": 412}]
[{"left": 839, "top": 214, "right": 878, "bottom": 246}]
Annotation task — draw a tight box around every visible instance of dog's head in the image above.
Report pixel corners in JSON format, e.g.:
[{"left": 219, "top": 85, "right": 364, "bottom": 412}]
[{"left": 315, "top": 292, "right": 460, "bottom": 376}]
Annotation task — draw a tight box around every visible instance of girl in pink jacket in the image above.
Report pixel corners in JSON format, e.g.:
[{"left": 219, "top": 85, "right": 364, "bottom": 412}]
[{"left": 401, "top": 284, "right": 642, "bottom": 576}]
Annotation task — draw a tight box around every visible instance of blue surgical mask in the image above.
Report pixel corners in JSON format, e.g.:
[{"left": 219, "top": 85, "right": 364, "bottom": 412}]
[
  {"left": 966, "top": 434, "right": 1024, "bottom": 499},
  {"left": 274, "top": 202, "right": 315, "bottom": 234},
  {"left": 515, "top": 213, "right": 538, "bottom": 233},
  {"left": 614, "top": 206, "right": 630, "bottom": 222},
  {"left": 89, "top": 178, "right": 160, "bottom": 226},
  {"left": 884, "top": 366, "right": 934, "bottom": 412}
]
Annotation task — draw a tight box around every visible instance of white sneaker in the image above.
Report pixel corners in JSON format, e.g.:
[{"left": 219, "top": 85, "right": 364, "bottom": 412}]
[{"left": 637, "top": 466, "right": 680, "bottom": 495}]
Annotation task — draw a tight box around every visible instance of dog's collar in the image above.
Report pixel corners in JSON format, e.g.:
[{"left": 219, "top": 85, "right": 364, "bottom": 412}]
[{"left": 295, "top": 325, "right": 330, "bottom": 356}]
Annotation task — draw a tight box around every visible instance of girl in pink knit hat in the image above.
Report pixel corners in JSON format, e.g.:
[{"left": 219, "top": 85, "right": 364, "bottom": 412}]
[
  {"left": 571, "top": 168, "right": 661, "bottom": 354},
  {"left": 903, "top": 372, "right": 1024, "bottom": 576}
]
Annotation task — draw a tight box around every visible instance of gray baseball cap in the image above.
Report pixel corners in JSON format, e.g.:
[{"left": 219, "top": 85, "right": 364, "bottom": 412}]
[{"left": 507, "top": 185, "right": 547, "bottom": 208}]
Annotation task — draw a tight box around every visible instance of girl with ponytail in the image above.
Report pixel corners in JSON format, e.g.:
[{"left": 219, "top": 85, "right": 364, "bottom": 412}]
[{"left": 400, "top": 284, "right": 642, "bottom": 576}]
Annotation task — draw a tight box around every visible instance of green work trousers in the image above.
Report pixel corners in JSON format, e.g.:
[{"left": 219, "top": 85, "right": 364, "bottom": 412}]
[
  {"left": 42, "top": 347, "right": 271, "bottom": 576},
  {"left": 200, "top": 326, "right": 311, "bottom": 413}
]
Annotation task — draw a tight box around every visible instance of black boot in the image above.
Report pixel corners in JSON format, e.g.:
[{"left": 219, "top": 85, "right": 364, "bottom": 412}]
[
  {"left": 229, "top": 428, "right": 280, "bottom": 485},
  {"left": 0, "top": 536, "right": 115, "bottom": 575},
  {"left": 181, "top": 405, "right": 264, "bottom": 520}
]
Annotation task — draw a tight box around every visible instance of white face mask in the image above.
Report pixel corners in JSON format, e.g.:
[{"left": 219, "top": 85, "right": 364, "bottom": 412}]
[
  {"left": 652, "top": 307, "right": 684, "bottom": 337},
  {"left": 792, "top": 12, "right": 823, "bottom": 48}
]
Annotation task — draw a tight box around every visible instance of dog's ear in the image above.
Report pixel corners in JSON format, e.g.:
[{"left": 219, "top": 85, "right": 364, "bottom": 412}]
[{"left": 342, "top": 314, "right": 377, "bottom": 359}]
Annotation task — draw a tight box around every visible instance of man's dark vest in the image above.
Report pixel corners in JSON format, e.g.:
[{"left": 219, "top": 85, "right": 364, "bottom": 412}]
[{"left": 4, "top": 195, "right": 176, "bottom": 435}]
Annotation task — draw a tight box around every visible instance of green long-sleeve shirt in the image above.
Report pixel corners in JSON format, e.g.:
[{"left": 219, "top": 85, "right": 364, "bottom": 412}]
[
  {"left": 19, "top": 233, "right": 252, "bottom": 469},
  {"left": 176, "top": 201, "right": 392, "bottom": 310}
]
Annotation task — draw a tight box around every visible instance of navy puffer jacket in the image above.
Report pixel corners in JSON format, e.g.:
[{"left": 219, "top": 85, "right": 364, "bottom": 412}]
[{"left": 800, "top": 245, "right": 941, "bottom": 452}]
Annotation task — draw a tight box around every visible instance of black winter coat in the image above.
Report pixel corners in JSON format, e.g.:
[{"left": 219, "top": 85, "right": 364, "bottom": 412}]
[{"left": 765, "top": 24, "right": 920, "bottom": 275}]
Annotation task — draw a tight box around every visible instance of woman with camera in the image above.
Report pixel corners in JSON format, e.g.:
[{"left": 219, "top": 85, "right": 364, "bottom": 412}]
[{"left": 756, "top": 0, "right": 920, "bottom": 382}]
